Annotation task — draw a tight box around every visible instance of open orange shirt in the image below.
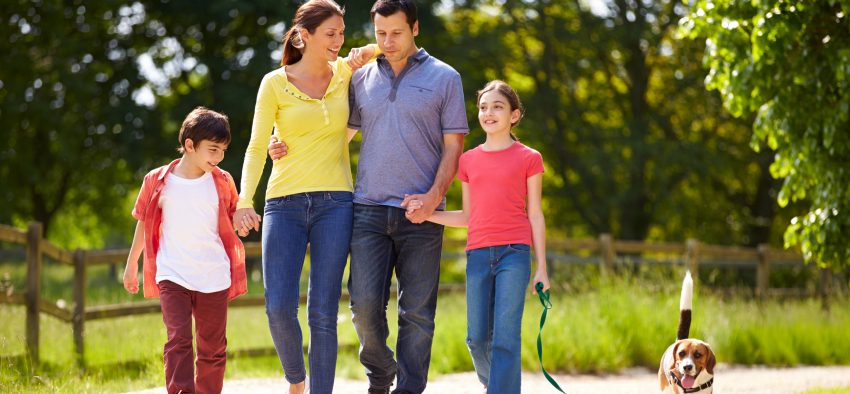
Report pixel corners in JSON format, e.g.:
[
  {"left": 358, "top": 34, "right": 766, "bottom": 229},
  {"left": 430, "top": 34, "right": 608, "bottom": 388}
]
[{"left": 132, "top": 159, "right": 247, "bottom": 301}]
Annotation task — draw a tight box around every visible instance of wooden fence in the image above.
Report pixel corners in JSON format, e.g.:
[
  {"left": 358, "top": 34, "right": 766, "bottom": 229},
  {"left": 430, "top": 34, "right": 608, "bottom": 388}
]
[{"left": 0, "top": 222, "right": 832, "bottom": 370}]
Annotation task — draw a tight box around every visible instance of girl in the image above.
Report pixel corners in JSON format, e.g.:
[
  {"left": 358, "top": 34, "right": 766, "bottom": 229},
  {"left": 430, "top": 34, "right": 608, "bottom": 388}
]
[
  {"left": 404, "top": 80, "right": 550, "bottom": 394},
  {"left": 233, "top": 0, "right": 376, "bottom": 393}
]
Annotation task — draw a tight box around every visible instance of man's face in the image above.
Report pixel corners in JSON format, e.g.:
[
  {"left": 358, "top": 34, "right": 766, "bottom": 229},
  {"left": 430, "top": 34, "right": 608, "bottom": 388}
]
[{"left": 373, "top": 11, "right": 418, "bottom": 63}]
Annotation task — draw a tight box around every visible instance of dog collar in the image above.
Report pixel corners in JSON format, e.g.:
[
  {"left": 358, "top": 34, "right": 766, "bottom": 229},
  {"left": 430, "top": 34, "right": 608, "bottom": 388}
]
[{"left": 668, "top": 372, "right": 714, "bottom": 393}]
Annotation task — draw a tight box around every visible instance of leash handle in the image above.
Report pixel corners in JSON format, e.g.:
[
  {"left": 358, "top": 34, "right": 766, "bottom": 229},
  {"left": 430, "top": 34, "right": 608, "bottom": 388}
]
[{"left": 536, "top": 282, "right": 566, "bottom": 393}]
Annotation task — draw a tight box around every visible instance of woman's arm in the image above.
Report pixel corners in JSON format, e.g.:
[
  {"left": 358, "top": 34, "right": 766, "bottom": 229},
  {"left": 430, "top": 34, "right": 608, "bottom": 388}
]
[
  {"left": 235, "top": 75, "right": 277, "bottom": 232},
  {"left": 527, "top": 173, "right": 550, "bottom": 293}
]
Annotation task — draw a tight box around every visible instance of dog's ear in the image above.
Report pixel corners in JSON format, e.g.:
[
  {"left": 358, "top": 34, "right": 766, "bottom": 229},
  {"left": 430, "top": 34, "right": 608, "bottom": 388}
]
[
  {"left": 704, "top": 343, "right": 716, "bottom": 375},
  {"left": 669, "top": 340, "right": 683, "bottom": 369}
]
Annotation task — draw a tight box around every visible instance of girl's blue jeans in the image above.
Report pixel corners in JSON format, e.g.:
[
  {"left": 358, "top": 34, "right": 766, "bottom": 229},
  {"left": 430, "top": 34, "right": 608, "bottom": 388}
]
[
  {"left": 465, "top": 243, "right": 531, "bottom": 394},
  {"left": 262, "top": 191, "right": 353, "bottom": 394}
]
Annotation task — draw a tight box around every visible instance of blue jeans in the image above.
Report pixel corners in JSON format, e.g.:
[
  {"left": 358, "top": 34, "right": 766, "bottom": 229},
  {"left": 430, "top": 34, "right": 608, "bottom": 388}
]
[
  {"left": 465, "top": 244, "right": 531, "bottom": 394},
  {"left": 348, "top": 204, "right": 444, "bottom": 393},
  {"left": 262, "top": 191, "right": 353, "bottom": 394}
]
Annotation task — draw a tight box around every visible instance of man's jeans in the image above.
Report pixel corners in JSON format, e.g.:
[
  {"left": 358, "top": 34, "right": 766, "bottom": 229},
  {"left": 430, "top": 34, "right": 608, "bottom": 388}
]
[
  {"left": 262, "top": 191, "right": 353, "bottom": 394},
  {"left": 465, "top": 244, "right": 531, "bottom": 394},
  {"left": 348, "top": 204, "right": 444, "bottom": 393}
]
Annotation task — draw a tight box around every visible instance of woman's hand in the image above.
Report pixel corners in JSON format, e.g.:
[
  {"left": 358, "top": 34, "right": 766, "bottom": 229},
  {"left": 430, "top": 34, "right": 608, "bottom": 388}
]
[{"left": 346, "top": 44, "right": 376, "bottom": 70}]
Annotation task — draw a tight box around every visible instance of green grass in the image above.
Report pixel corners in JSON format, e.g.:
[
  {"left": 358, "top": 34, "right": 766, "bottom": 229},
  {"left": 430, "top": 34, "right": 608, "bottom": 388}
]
[{"left": 2, "top": 257, "right": 850, "bottom": 393}]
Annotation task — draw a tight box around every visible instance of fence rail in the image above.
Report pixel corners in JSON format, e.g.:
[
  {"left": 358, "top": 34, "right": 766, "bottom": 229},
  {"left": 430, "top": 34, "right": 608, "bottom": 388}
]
[{"left": 0, "top": 221, "right": 830, "bottom": 370}]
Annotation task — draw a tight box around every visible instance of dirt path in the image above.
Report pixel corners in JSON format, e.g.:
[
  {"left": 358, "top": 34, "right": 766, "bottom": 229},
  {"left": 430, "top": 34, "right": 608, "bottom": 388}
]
[{"left": 128, "top": 365, "right": 850, "bottom": 393}]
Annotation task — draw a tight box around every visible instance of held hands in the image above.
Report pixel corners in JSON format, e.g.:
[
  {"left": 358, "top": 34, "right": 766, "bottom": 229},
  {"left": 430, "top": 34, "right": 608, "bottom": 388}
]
[
  {"left": 268, "top": 135, "right": 288, "bottom": 161},
  {"left": 400, "top": 193, "right": 437, "bottom": 224},
  {"left": 346, "top": 45, "right": 376, "bottom": 70},
  {"left": 234, "top": 208, "right": 261, "bottom": 238}
]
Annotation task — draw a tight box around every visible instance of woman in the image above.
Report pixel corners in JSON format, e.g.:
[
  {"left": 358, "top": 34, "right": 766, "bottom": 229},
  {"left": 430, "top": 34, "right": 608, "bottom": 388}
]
[{"left": 234, "top": 0, "right": 376, "bottom": 392}]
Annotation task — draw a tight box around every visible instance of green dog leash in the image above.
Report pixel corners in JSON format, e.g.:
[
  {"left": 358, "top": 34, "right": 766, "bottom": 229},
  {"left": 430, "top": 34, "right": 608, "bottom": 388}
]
[{"left": 536, "top": 282, "right": 566, "bottom": 393}]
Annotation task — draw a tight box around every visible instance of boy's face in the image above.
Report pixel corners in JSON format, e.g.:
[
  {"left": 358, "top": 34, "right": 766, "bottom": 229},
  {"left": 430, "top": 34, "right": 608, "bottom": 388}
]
[
  {"left": 373, "top": 11, "right": 418, "bottom": 63},
  {"left": 184, "top": 139, "right": 227, "bottom": 173}
]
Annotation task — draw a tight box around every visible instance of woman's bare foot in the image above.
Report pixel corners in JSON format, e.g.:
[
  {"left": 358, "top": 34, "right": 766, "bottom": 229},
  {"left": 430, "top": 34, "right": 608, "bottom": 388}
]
[{"left": 289, "top": 380, "right": 305, "bottom": 394}]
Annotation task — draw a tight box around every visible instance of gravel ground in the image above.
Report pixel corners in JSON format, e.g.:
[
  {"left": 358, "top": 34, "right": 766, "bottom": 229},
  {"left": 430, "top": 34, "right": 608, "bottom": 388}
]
[{"left": 127, "top": 365, "right": 850, "bottom": 393}]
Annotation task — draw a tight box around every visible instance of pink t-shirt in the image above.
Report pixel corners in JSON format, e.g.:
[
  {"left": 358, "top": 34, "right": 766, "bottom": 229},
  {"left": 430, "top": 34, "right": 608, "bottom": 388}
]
[{"left": 457, "top": 142, "right": 544, "bottom": 251}]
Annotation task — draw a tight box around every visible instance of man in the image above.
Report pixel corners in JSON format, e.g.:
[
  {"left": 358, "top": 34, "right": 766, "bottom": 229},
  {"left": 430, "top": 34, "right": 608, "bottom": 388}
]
[{"left": 270, "top": 1, "right": 467, "bottom": 392}]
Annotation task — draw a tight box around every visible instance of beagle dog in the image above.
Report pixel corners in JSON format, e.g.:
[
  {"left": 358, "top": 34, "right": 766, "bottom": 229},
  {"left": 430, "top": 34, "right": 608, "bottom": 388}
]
[{"left": 658, "top": 271, "right": 716, "bottom": 393}]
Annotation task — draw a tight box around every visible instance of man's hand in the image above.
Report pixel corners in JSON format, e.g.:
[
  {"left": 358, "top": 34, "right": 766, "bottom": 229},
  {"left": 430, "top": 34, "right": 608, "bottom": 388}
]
[
  {"left": 269, "top": 135, "right": 288, "bottom": 161},
  {"left": 234, "top": 208, "right": 261, "bottom": 236},
  {"left": 123, "top": 263, "right": 139, "bottom": 294},
  {"left": 401, "top": 191, "right": 439, "bottom": 224}
]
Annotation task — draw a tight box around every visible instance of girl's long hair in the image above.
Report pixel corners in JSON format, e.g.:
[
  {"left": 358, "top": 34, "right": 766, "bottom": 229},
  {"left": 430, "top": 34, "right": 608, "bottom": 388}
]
[
  {"left": 281, "top": 0, "right": 345, "bottom": 66},
  {"left": 476, "top": 80, "right": 524, "bottom": 141}
]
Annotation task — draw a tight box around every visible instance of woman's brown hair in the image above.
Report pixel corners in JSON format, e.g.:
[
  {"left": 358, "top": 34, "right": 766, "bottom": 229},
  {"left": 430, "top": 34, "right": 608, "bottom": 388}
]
[
  {"left": 281, "top": 0, "right": 345, "bottom": 66},
  {"left": 477, "top": 80, "right": 524, "bottom": 141}
]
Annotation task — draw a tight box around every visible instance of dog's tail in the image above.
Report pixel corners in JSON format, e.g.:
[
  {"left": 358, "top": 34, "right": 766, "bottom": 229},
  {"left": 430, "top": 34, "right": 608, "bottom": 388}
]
[{"left": 677, "top": 271, "right": 693, "bottom": 340}]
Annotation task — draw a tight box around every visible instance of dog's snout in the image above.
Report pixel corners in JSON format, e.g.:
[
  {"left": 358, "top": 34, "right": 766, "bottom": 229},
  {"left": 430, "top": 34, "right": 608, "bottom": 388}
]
[{"left": 683, "top": 364, "right": 693, "bottom": 372}]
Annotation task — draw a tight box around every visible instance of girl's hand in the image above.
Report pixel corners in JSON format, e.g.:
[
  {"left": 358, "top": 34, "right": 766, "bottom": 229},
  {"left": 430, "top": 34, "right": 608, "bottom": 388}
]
[
  {"left": 532, "top": 268, "right": 550, "bottom": 295},
  {"left": 123, "top": 264, "right": 139, "bottom": 294}
]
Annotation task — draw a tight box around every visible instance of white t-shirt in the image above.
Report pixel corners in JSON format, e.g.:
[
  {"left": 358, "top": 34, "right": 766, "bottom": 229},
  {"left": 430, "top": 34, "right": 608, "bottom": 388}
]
[{"left": 155, "top": 171, "right": 231, "bottom": 293}]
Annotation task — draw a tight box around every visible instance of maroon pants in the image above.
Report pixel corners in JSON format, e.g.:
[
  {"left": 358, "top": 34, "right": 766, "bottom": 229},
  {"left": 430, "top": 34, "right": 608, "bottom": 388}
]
[{"left": 159, "top": 280, "right": 228, "bottom": 394}]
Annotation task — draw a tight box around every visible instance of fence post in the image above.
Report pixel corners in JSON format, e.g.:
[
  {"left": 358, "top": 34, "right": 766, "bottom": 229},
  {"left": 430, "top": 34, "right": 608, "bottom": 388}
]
[
  {"left": 25, "top": 222, "right": 43, "bottom": 369},
  {"left": 73, "top": 249, "right": 87, "bottom": 369},
  {"left": 598, "top": 233, "right": 615, "bottom": 274},
  {"left": 756, "top": 244, "right": 770, "bottom": 300},
  {"left": 686, "top": 239, "right": 700, "bottom": 278}
]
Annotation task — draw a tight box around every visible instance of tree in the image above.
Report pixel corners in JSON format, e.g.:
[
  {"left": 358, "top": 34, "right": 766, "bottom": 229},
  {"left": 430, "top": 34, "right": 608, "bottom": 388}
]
[
  {"left": 438, "top": 0, "right": 789, "bottom": 245},
  {"left": 682, "top": 0, "right": 850, "bottom": 268},
  {"left": 0, "top": 0, "right": 158, "bottom": 245}
]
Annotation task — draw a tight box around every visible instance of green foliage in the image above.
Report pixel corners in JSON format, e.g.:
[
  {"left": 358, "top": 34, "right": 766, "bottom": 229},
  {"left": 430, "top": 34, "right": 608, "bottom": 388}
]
[
  {"left": 681, "top": 1, "right": 850, "bottom": 268},
  {"left": 437, "top": 0, "right": 791, "bottom": 246}
]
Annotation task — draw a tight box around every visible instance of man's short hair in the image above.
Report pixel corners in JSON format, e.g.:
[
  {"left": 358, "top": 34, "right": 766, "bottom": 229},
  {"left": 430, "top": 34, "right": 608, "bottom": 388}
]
[
  {"left": 370, "top": 0, "right": 417, "bottom": 29},
  {"left": 178, "top": 107, "right": 231, "bottom": 153}
]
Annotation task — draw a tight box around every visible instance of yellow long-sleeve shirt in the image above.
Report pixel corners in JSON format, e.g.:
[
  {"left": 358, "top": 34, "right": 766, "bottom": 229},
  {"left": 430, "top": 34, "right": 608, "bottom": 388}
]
[{"left": 238, "top": 58, "right": 354, "bottom": 209}]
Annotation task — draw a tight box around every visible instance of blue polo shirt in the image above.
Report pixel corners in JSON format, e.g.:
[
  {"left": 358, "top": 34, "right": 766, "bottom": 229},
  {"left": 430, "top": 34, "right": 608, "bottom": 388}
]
[{"left": 348, "top": 48, "right": 469, "bottom": 209}]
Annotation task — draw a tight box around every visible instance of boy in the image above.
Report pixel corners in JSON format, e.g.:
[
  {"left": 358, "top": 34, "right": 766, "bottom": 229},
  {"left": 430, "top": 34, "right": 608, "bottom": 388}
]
[{"left": 123, "top": 107, "right": 247, "bottom": 394}]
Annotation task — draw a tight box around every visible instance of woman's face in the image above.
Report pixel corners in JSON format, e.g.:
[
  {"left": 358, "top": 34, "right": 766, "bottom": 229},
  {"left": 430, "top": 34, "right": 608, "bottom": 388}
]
[{"left": 303, "top": 15, "right": 345, "bottom": 62}]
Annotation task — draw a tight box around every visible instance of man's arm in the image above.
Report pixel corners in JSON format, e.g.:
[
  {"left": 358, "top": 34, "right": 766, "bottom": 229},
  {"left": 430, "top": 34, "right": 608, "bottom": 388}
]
[{"left": 402, "top": 133, "right": 464, "bottom": 223}]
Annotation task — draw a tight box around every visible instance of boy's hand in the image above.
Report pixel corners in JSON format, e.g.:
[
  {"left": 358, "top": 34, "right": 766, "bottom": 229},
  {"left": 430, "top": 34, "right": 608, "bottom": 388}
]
[
  {"left": 269, "top": 135, "right": 288, "bottom": 161},
  {"left": 123, "top": 265, "right": 139, "bottom": 294}
]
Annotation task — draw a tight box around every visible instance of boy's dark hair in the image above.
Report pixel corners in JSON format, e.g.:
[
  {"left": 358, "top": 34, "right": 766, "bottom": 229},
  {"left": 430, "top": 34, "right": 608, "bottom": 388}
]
[
  {"left": 370, "top": 0, "right": 417, "bottom": 29},
  {"left": 178, "top": 107, "right": 231, "bottom": 153}
]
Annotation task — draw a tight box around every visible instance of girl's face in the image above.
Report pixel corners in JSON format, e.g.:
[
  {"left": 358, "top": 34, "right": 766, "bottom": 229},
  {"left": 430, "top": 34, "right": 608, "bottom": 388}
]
[
  {"left": 478, "top": 90, "right": 521, "bottom": 135},
  {"left": 302, "top": 15, "right": 345, "bottom": 62}
]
